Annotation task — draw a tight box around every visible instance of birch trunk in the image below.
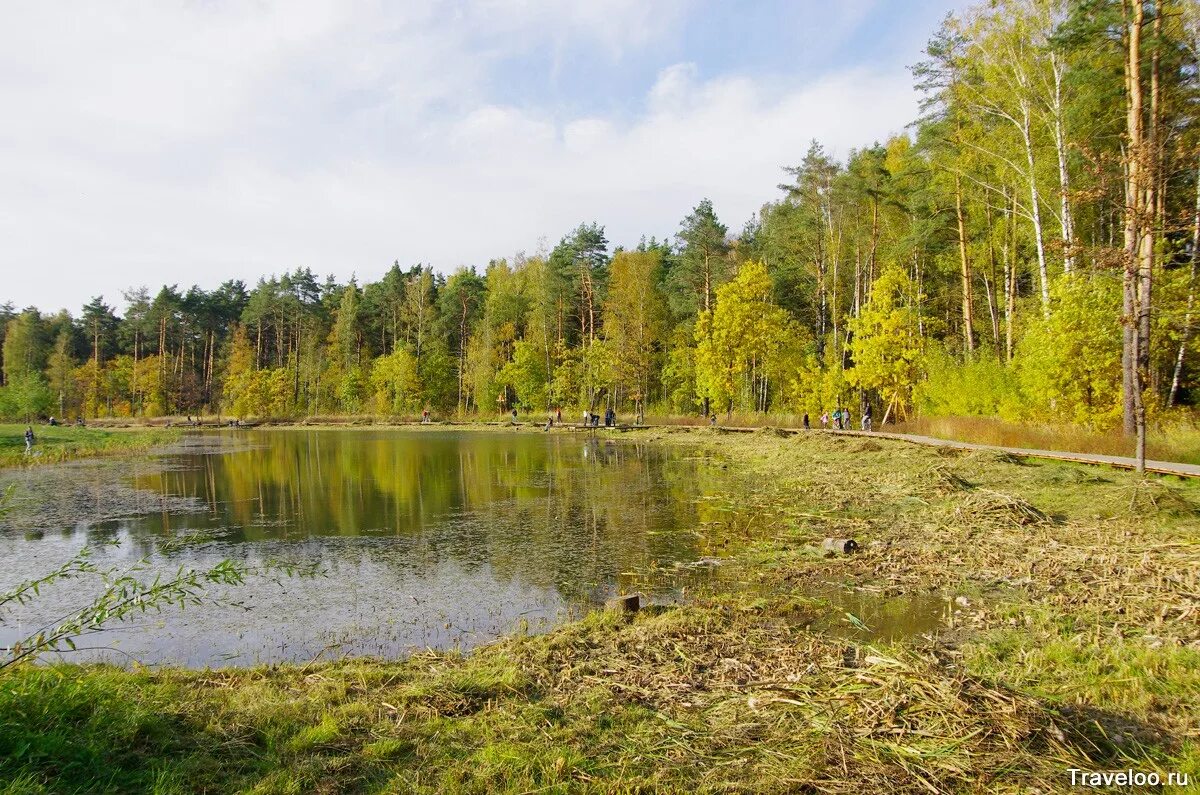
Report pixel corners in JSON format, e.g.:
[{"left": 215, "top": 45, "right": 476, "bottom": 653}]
[
  {"left": 954, "top": 174, "right": 976, "bottom": 352},
  {"left": 1051, "top": 51, "right": 1075, "bottom": 273},
  {"left": 1168, "top": 166, "right": 1200, "bottom": 407},
  {"left": 1021, "top": 99, "right": 1051, "bottom": 318}
]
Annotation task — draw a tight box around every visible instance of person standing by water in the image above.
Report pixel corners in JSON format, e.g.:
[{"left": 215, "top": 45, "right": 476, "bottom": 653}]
[{"left": 24, "top": 426, "right": 35, "bottom": 454}]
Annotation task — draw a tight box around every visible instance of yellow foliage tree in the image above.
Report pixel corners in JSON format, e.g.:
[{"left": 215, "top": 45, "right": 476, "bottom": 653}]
[
  {"left": 370, "top": 347, "right": 420, "bottom": 415},
  {"left": 848, "top": 263, "right": 923, "bottom": 422},
  {"left": 695, "top": 261, "right": 797, "bottom": 415}
]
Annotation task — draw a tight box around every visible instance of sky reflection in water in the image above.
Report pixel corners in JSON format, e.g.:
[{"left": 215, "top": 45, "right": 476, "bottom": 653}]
[{"left": 0, "top": 430, "right": 720, "bottom": 667}]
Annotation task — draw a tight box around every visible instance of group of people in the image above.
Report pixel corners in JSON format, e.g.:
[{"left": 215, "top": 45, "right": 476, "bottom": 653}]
[
  {"left": 804, "top": 404, "right": 873, "bottom": 432},
  {"left": 541, "top": 407, "right": 564, "bottom": 430},
  {"left": 580, "top": 407, "right": 617, "bottom": 428},
  {"left": 515, "top": 405, "right": 875, "bottom": 432},
  {"left": 528, "top": 407, "right": 625, "bottom": 430}
]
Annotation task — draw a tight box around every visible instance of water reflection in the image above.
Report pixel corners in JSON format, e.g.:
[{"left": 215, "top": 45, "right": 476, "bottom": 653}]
[{"left": 0, "top": 430, "right": 719, "bottom": 667}]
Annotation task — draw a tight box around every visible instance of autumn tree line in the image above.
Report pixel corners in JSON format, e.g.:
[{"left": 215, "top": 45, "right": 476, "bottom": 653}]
[{"left": 2, "top": 0, "right": 1199, "bottom": 435}]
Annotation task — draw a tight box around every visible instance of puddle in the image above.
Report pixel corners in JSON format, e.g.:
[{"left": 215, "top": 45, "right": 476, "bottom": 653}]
[{"left": 805, "top": 586, "right": 954, "bottom": 642}]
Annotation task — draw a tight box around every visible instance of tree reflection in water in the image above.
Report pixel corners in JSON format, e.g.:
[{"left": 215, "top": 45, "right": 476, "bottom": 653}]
[{"left": 0, "top": 430, "right": 727, "bottom": 667}]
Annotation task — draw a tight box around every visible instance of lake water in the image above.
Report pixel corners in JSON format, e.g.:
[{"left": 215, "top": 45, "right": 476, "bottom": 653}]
[{"left": 0, "top": 429, "right": 723, "bottom": 667}]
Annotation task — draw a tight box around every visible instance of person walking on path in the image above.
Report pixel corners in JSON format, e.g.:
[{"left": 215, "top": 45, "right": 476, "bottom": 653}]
[
  {"left": 820, "top": 411, "right": 829, "bottom": 429},
  {"left": 861, "top": 403, "right": 872, "bottom": 432},
  {"left": 803, "top": 413, "right": 810, "bottom": 430},
  {"left": 511, "top": 407, "right": 518, "bottom": 424},
  {"left": 24, "top": 426, "right": 35, "bottom": 454}
]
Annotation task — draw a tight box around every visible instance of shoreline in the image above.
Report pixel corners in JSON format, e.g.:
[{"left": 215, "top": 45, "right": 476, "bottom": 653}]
[{"left": 73, "top": 414, "right": 1200, "bottom": 480}]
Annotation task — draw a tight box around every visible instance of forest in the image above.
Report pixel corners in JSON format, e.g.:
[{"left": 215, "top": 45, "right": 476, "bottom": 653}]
[{"left": 2, "top": 0, "right": 1199, "bottom": 437}]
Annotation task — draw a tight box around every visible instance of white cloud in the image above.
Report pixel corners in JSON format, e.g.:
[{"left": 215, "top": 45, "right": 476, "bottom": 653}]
[{"left": 0, "top": 1, "right": 926, "bottom": 313}]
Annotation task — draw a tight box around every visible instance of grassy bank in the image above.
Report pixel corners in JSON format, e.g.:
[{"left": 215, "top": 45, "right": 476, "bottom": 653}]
[
  {"left": 2, "top": 428, "right": 1198, "bottom": 793},
  {"left": 0, "top": 424, "right": 180, "bottom": 469}
]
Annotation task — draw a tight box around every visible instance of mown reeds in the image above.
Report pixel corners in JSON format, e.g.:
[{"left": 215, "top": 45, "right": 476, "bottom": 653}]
[{"left": 0, "top": 602, "right": 1111, "bottom": 794}]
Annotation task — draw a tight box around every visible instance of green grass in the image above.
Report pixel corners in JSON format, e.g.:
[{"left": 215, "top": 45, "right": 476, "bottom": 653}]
[
  {"left": 2, "top": 428, "right": 1199, "bottom": 792},
  {"left": 0, "top": 424, "right": 178, "bottom": 468}
]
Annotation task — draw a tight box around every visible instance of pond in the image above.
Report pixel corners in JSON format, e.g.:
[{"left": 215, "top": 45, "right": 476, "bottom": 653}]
[{"left": 0, "top": 429, "right": 725, "bottom": 667}]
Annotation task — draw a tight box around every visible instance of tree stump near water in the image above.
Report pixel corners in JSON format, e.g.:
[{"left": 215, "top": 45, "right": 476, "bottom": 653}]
[{"left": 605, "top": 594, "right": 641, "bottom": 613}]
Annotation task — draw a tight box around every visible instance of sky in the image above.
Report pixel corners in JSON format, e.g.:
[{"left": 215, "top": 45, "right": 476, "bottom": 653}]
[{"left": 0, "top": 0, "right": 966, "bottom": 315}]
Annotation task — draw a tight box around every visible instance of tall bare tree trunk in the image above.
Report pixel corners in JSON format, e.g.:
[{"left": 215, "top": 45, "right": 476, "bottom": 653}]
[
  {"left": 868, "top": 197, "right": 880, "bottom": 291},
  {"left": 853, "top": 244, "right": 862, "bottom": 319},
  {"left": 1169, "top": 165, "right": 1200, "bottom": 406},
  {"left": 131, "top": 327, "right": 139, "bottom": 415},
  {"left": 830, "top": 206, "right": 841, "bottom": 359},
  {"left": 984, "top": 203, "right": 1001, "bottom": 352},
  {"left": 1021, "top": 100, "right": 1052, "bottom": 318},
  {"left": 815, "top": 236, "right": 827, "bottom": 354},
  {"left": 1121, "top": 0, "right": 1147, "bottom": 463},
  {"left": 1138, "top": 6, "right": 1160, "bottom": 390},
  {"left": 1004, "top": 188, "right": 1017, "bottom": 362},
  {"left": 954, "top": 175, "right": 976, "bottom": 353},
  {"left": 915, "top": 254, "right": 926, "bottom": 339},
  {"left": 1051, "top": 51, "right": 1076, "bottom": 273}
]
